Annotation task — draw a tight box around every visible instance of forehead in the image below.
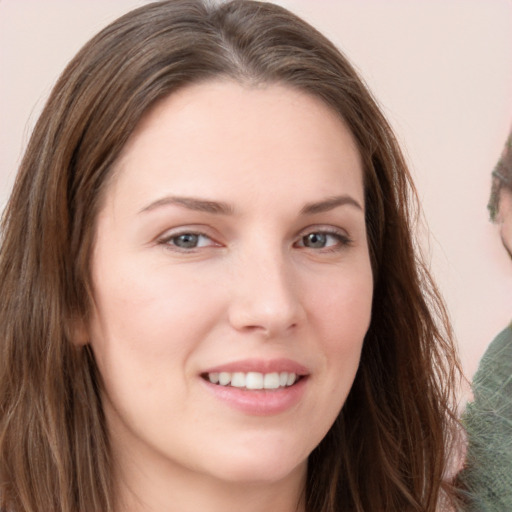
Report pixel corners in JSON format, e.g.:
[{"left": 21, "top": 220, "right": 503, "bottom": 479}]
[{"left": 105, "top": 80, "right": 364, "bottom": 213}]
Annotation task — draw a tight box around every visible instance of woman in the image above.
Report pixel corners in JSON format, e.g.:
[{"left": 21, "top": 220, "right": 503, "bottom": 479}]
[{"left": 0, "top": 1, "right": 461, "bottom": 511}]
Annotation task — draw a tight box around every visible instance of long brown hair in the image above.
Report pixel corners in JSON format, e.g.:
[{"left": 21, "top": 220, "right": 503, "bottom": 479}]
[{"left": 0, "top": 1, "right": 461, "bottom": 510}]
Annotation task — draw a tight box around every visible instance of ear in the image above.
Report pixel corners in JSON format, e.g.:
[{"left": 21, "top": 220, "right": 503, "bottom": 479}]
[{"left": 66, "top": 316, "right": 89, "bottom": 346}]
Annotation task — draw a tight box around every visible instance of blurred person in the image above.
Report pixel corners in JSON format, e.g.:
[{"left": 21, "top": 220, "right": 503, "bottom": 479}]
[{"left": 458, "top": 129, "right": 512, "bottom": 511}]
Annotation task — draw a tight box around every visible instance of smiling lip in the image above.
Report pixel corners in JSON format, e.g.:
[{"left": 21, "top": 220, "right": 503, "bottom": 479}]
[
  {"left": 202, "top": 358, "right": 309, "bottom": 375},
  {"left": 200, "top": 358, "right": 309, "bottom": 416}
]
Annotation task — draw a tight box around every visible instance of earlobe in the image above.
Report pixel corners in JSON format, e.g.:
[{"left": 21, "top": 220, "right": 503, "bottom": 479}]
[{"left": 67, "top": 316, "right": 89, "bottom": 346}]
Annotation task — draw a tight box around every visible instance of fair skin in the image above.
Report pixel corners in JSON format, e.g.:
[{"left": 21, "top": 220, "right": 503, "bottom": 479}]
[
  {"left": 85, "top": 81, "right": 373, "bottom": 512},
  {"left": 497, "top": 187, "right": 512, "bottom": 258}
]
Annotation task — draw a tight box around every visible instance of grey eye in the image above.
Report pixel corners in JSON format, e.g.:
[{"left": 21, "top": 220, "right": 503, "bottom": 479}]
[
  {"left": 172, "top": 233, "right": 200, "bottom": 248},
  {"left": 160, "top": 231, "right": 216, "bottom": 251},
  {"left": 302, "top": 233, "right": 328, "bottom": 248}
]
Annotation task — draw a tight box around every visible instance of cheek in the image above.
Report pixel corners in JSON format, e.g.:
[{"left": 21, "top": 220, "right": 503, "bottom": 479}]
[
  {"left": 298, "top": 267, "right": 372, "bottom": 440},
  {"left": 87, "top": 255, "right": 227, "bottom": 388},
  {"left": 304, "top": 263, "right": 373, "bottom": 393},
  {"left": 501, "top": 217, "right": 512, "bottom": 248},
  {"left": 87, "top": 264, "right": 228, "bottom": 435},
  {"left": 93, "top": 255, "right": 217, "bottom": 330},
  {"left": 310, "top": 267, "right": 373, "bottom": 345}
]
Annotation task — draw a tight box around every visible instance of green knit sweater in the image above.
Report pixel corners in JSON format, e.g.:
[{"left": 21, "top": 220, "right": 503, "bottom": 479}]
[{"left": 459, "top": 325, "right": 512, "bottom": 511}]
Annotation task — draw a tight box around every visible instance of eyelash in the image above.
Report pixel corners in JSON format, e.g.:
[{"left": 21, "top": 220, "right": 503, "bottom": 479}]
[
  {"left": 157, "top": 227, "right": 353, "bottom": 253},
  {"left": 158, "top": 231, "right": 218, "bottom": 252}
]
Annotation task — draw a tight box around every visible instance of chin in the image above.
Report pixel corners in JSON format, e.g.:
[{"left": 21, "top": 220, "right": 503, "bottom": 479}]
[{"left": 201, "top": 443, "right": 308, "bottom": 485}]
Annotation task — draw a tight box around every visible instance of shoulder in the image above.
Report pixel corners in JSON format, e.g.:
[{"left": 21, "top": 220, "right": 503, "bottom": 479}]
[
  {"left": 472, "top": 325, "right": 512, "bottom": 397},
  {"left": 460, "top": 325, "right": 512, "bottom": 510}
]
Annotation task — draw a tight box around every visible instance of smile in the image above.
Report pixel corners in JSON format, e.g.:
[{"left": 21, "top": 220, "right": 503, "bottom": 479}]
[
  {"left": 204, "top": 371, "right": 299, "bottom": 390},
  {"left": 200, "top": 359, "right": 309, "bottom": 414}
]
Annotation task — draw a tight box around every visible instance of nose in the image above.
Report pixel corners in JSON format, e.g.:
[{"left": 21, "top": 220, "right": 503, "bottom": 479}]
[{"left": 227, "top": 248, "right": 304, "bottom": 338}]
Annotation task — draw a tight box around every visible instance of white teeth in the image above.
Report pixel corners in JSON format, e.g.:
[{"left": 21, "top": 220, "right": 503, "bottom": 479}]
[
  {"left": 219, "top": 372, "right": 231, "bottom": 386},
  {"left": 208, "top": 372, "right": 219, "bottom": 384},
  {"left": 206, "top": 371, "right": 300, "bottom": 390},
  {"left": 286, "top": 373, "right": 297, "bottom": 386},
  {"left": 263, "top": 372, "right": 280, "bottom": 389},
  {"left": 246, "top": 372, "right": 263, "bottom": 390},
  {"left": 231, "top": 372, "right": 246, "bottom": 388}
]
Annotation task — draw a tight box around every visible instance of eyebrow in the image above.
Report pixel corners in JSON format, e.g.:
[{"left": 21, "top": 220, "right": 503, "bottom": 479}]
[
  {"left": 139, "top": 196, "right": 234, "bottom": 215},
  {"left": 300, "top": 195, "right": 363, "bottom": 215},
  {"left": 139, "top": 193, "right": 363, "bottom": 216}
]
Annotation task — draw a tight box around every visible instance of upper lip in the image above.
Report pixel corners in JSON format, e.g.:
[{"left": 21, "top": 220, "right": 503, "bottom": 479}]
[{"left": 201, "top": 358, "right": 309, "bottom": 376}]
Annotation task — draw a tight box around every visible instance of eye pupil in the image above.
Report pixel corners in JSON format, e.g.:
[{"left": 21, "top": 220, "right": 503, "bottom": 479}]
[
  {"left": 174, "top": 233, "right": 199, "bottom": 248},
  {"left": 304, "top": 233, "right": 327, "bottom": 248}
]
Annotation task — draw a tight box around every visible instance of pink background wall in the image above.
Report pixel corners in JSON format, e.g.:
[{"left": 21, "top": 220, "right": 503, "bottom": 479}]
[{"left": 1, "top": 0, "right": 511, "bottom": 384}]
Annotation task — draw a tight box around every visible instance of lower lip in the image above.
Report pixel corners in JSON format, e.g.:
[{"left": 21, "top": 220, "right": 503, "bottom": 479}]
[{"left": 201, "top": 377, "right": 308, "bottom": 416}]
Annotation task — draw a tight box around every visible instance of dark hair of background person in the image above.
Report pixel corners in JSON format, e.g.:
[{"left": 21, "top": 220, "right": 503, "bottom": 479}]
[
  {"left": 0, "top": 1, "right": 462, "bottom": 511},
  {"left": 488, "top": 131, "right": 512, "bottom": 220}
]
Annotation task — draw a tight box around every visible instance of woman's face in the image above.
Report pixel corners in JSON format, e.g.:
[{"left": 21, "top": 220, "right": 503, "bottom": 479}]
[{"left": 87, "top": 81, "right": 373, "bottom": 493}]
